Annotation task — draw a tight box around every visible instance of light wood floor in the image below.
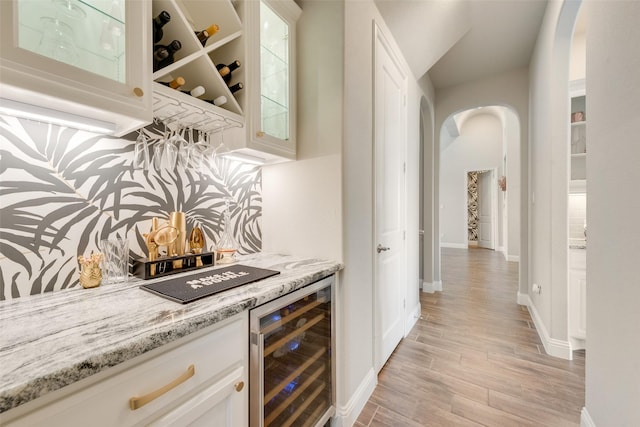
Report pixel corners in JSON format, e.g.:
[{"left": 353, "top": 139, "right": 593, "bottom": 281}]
[{"left": 355, "top": 247, "right": 585, "bottom": 427}]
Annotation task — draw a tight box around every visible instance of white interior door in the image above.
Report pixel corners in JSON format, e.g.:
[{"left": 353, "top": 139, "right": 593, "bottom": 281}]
[
  {"left": 374, "top": 24, "right": 407, "bottom": 373},
  {"left": 477, "top": 171, "right": 495, "bottom": 249}
]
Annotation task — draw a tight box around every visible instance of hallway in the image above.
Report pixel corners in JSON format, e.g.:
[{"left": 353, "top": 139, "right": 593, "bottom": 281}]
[{"left": 356, "top": 248, "right": 586, "bottom": 426}]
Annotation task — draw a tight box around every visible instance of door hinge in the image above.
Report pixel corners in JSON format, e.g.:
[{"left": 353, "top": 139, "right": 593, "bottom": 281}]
[
  {"left": 403, "top": 162, "right": 406, "bottom": 173},
  {"left": 403, "top": 230, "right": 406, "bottom": 240}
]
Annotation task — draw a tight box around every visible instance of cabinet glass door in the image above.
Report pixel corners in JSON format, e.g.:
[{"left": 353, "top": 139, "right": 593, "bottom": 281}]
[
  {"left": 260, "top": 1, "right": 289, "bottom": 141},
  {"left": 17, "top": 0, "right": 126, "bottom": 83}
]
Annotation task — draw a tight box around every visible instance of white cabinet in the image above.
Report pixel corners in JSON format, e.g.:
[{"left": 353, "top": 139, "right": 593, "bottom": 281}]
[
  {"left": 0, "top": 0, "right": 152, "bottom": 136},
  {"left": 570, "top": 83, "right": 586, "bottom": 181},
  {"left": 3, "top": 312, "right": 248, "bottom": 427},
  {"left": 230, "top": 0, "right": 301, "bottom": 162},
  {"left": 148, "top": 0, "right": 301, "bottom": 164},
  {"left": 150, "top": 0, "right": 245, "bottom": 132},
  {"left": 569, "top": 249, "right": 586, "bottom": 349}
]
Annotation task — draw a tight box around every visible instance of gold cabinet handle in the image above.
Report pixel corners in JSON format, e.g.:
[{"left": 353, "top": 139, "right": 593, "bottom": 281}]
[
  {"left": 133, "top": 87, "right": 144, "bottom": 97},
  {"left": 234, "top": 381, "right": 244, "bottom": 392},
  {"left": 256, "top": 131, "right": 265, "bottom": 137},
  {"left": 129, "top": 365, "right": 195, "bottom": 410}
]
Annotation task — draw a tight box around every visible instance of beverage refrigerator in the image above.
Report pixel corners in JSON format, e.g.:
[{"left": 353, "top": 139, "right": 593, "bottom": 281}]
[{"left": 249, "top": 275, "right": 335, "bottom": 427}]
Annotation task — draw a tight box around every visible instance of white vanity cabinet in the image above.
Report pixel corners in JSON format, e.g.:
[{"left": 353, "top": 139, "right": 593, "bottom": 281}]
[
  {"left": 0, "top": 0, "right": 152, "bottom": 136},
  {"left": 3, "top": 312, "right": 248, "bottom": 427},
  {"left": 229, "top": 0, "right": 301, "bottom": 162}
]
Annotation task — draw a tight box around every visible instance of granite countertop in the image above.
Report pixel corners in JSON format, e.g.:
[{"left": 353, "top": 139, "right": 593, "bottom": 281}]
[{"left": 0, "top": 253, "right": 342, "bottom": 413}]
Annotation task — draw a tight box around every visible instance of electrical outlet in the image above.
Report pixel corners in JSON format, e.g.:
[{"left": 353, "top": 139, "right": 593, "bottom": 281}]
[{"left": 532, "top": 283, "right": 542, "bottom": 294}]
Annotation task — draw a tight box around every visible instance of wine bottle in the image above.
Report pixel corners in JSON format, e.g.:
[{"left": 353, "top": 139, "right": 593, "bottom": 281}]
[
  {"left": 195, "top": 24, "right": 220, "bottom": 47},
  {"left": 158, "top": 76, "right": 185, "bottom": 89},
  {"left": 229, "top": 82, "right": 243, "bottom": 94},
  {"left": 153, "top": 40, "right": 182, "bottom": 72},
  {"left": 216, "top": 60, "right": 241, "bottom": 83},
  {"left": 153, "top": 46, "right": 169, "bottom": 63},
  {"left": 153, "top": 11, "right": 171, "bottom": 44},
  {"left": 181, "top": 85, "right": 205, "bottom": 97},
  {"left": 204, "top": 95, "right": 227, "bottom": 107}
]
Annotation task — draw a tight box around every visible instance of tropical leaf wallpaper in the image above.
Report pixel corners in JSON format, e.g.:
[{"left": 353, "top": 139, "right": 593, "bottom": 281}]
[{"left": 0, "top": 116, "right": 262, "bottom": 300}]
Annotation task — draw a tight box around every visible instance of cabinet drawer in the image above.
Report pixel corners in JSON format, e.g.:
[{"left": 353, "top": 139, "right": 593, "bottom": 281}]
[{"left": 5, "top": 312, "right": 247, "bottom": 427}]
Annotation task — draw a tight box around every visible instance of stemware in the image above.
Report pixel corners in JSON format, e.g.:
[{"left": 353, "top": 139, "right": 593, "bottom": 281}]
[
  {"left": 162, "top": 128, "right": 179, "bottom": 170},
  {"left": 173, "top": 127, "right": 191, "bottom": 169},
  {"left": 187, "top": 130, "right": 207, "bottom": 174},
  {"left": 133, "top": 129, "right": 149, "bottom": 170},
  {"left": 210, "top": 129, "right": 230, "bottom": 176},
  {"left": 151, "top": 122, "right": 168, "bottom": 170},
  {"left": 37, "top": 17, "right": 78, "bottom": 64}
]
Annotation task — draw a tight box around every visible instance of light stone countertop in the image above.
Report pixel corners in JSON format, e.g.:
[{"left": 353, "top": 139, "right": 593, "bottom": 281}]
[{"left": 0, "top": 253, "right": 342, "bottom": 413}]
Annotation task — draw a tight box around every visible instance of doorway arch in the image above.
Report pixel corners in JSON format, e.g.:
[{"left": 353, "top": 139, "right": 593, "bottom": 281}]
[
  {"left": 437, "top": 105, "right": 521, "bottom": 277},
  {"left": 419, "top": 96, "right": 439, "bottom": 292}
]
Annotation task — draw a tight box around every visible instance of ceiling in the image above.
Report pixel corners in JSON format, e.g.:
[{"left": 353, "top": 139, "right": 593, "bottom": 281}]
[{"left": 375, "top": 0, "right": 549, "bottom": 89}]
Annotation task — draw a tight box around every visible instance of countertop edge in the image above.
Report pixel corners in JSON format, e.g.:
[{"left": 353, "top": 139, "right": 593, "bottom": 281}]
[{"left": 0, "top": 259, "right": 342, "bottom": 413}]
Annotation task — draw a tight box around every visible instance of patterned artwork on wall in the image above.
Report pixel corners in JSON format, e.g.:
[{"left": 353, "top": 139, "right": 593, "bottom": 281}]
[
  {"left": 467, "top": 170, "right": 488, "bottom": 242},
  {"left": 0, "top": 116, "right": 262, "bottom": 300},
  {"left": 467, "top": 172, "right": 479, "bottom": 241}
]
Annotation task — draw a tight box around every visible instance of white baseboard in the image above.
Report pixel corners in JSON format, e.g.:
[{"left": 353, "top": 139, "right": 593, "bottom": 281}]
[
  {"left": 517, "top": 291, "right": 528, "bottom": 306},
  {"left": 581, "top": 407, "right": 596, "bottom": 427},
  {"left": 507, "top": 254, "right": 520, "bottom": 263},
  {"left": 441, "top": 242, "right": 468, "bottom": 249},
  {"left": 496, "top": 245, "right": 504, "bottom": 253},
  {"left": 335, "top": 368, "right": 376, "bottom": 427},
  {"left": 422, "top": 280, "right": 442, "bottom": 293},
  {"left": 520, "top": 294, "right": 572, "bottom": 360},
  {"left": 406, "top": 302, "right": 421, "bottom": 334},
  {"left": 468, "top": 241, "right": 478, "bottom": 247}
]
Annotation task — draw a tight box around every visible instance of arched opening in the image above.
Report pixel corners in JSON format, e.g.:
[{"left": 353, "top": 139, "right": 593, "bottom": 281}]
[
  {"left": 437, "top": 104, "right": 522, "bottom": 289},
  {"left": 419, "top": 96, "right": 438, "bottom": 292}
]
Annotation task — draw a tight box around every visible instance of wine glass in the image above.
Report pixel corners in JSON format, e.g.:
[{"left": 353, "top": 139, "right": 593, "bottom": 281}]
[
  {"left": 210, "top": 129, "right": 230, "bottom": 176},
  {"left": 187, "top": 131, "right": 208, "bottom": 174},
  {"left": 151, "top": 124, "right": 168, "bottom": 171},
  {"left": 37, "top": 17, "right": 78, "bottom": 65},
  {"left": 162, "top": 128, "right": 179, "bottom": 170},
  {"left": 133, "top": 129, "right": 149, "bottom": 170},
  {"left": 173, "top": 127, "right": 191, "bottom": 169}
]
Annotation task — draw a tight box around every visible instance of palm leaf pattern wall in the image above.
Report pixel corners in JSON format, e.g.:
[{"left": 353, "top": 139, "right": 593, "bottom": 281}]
[{"left": 0, "top": 116, "right": 262, "bottom": 300}]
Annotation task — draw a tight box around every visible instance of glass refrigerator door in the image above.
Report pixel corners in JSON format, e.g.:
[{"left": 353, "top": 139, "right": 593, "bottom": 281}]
[
  {"left": 17, "top": 0, "right": 126, "bottom": 83},
  {"left": 256, "top": 284, "right": 333, "bottom": 427}
]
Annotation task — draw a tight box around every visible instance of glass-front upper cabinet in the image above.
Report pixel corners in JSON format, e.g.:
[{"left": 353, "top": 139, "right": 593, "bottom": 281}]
[
  {"left": 0, "top": 0, "right": 151, "bottom": 135},
  {"left": 245, "top": 0, "right": 301, "bottom": 160}
]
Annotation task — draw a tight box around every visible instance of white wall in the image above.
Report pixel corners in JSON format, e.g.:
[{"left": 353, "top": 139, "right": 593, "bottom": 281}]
[
  {"left": 434, "top": 67, "right": 528, "bottom": 291},
  {"left": 527, "top": 0, "right": 581, "bottom": 358},
  {"left": 261, "top": 0, "right": 343, "bottom": 261},
  {"left": 263, "top": 1, "right": 431, "bottom": 424},
  {"left": 585, "top": 1, "right": 640, "bottom": 425},
  {"left": 569, "top": 23, "right": 585, "bottom": 81},
  {"left": 440, "top": 113, "right": 504, "bottom": 247},
  {"left": 504, "top": 108, "right": 521, "bottom": 261},
  {"left": 341, "top": 1, "right": 428, "bottom": 422}
]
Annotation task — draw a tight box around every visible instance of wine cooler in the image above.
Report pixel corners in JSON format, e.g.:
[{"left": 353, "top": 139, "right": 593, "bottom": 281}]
[{"left": 250, "top": 275, "right": 335, "bottom": 427}]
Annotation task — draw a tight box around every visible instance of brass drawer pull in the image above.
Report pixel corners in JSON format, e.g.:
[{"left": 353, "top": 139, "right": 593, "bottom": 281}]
[
  {"left": 234, "top": 381, "right": 244, "bottom": 392},
  {"left": 129, "top": 365, "right": 195, "bottom": 410}
]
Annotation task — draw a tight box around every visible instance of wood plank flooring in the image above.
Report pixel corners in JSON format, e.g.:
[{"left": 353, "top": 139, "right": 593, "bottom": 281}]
[{"left": 355, "top": 247, "right": 585, "bottom": 427}]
